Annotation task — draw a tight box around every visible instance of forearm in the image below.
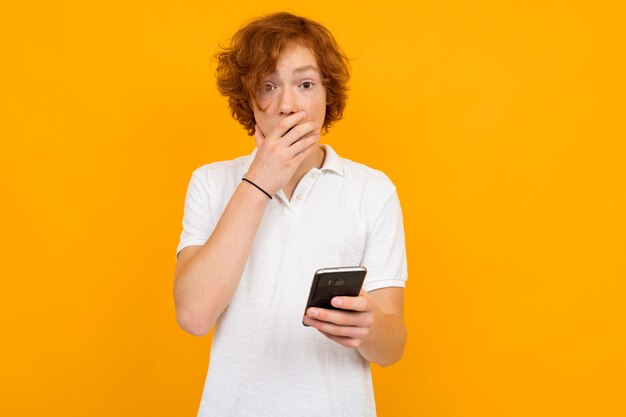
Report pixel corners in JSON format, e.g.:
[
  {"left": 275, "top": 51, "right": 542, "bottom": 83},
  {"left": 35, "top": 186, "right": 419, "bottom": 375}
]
[
  {"left": 357, "top": 312, "right": 407, "bottom": 367},
  {"left": 174, "top": 181, "right": 269, "bottom": 335}
]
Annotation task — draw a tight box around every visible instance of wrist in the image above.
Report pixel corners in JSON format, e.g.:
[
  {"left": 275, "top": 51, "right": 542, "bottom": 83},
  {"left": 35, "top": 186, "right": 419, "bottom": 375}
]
[
  {"left": 241, "top": 174, "right": 273, "bottom": 199},
  {"left": 238, "top": 178, "right": 273, "bottom": 204}
]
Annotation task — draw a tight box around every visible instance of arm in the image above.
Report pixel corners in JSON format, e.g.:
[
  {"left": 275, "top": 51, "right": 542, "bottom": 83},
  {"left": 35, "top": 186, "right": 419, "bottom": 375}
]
[
  {"left": 303, "top": 176, "right": 408, "bottom": 363},
  {"left": 356, "top": 287, "right": 406, "bottom": 366},
  {"left": 174, "top": 112, "right": 320, "bottom": 336},
  {"left": 174, "top": 182, "right": 269, "bottom": 336},
  {"left": 303, "top": 287, "right": 407, "bottom": 367}
]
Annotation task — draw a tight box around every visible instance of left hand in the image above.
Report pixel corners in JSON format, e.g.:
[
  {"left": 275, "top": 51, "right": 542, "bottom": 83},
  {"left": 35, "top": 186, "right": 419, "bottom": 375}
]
[{"left": 303, "top": 289, "right": 383, "bottom": 348}]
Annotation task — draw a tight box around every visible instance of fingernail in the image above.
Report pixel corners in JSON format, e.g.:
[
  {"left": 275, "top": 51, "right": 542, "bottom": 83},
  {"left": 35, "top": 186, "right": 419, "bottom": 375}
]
[
  {"left": 309, "top": 308, "right": 318, "bottom": 317},
  {"left": 299, "top": 111, "right": 307, "bottom": 117}
]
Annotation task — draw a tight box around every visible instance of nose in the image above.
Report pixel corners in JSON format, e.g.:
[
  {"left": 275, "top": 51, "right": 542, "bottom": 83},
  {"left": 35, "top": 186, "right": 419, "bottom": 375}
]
[{"left": 278, "top": 87, "right": 299, "bottom": 116}]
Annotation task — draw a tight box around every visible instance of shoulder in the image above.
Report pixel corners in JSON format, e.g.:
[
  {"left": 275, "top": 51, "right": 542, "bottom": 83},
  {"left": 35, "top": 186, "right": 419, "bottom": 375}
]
[
  {"left": 340, "top": 157, "right": 397, "bottom": 197},
  {"left": 336, "top": 156, "right": 402, "bottom": 231},
  {"left": 188, "top": 154, "right": 252, "bottom": 185}
]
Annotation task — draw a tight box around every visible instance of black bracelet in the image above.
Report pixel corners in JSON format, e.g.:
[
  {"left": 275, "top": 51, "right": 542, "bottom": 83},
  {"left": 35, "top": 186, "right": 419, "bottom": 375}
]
[{"left": 242, "top": 176, "right": 273, "bottom": 199}]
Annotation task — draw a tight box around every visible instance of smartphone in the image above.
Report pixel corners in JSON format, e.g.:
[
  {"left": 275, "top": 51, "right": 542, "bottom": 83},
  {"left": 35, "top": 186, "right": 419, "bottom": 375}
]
[{"left": 302, "top": 266, "right": 367, "bottom": 326}]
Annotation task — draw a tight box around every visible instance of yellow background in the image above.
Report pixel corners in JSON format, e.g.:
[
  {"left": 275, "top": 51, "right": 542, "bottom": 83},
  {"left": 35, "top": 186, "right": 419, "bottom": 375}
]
[{"left": 1, "top": 1, "right": 624, "bottom": 416}]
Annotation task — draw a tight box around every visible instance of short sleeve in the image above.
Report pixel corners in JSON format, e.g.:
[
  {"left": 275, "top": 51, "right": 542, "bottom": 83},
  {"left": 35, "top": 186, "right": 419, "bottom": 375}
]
[
  {"left": 175, "top": 169, "right": 217, "bottom": 260},
  {"left": 361, "top": 185, "right": 408, "bottom": 292}
]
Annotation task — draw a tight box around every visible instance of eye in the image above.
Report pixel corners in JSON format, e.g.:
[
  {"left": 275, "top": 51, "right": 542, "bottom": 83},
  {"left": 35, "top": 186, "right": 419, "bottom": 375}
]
[
  {"left": 301, "top": 81, "right": 314, "bottom": 89},
  {"left": 261, "top": 83, "right": 275, "bottom": 92}
]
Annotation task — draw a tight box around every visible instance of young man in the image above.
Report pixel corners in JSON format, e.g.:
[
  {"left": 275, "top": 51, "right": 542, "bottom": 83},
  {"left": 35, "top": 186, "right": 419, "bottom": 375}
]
[{"left": 174, "top": 12, "right": 408, "bottom": 417}]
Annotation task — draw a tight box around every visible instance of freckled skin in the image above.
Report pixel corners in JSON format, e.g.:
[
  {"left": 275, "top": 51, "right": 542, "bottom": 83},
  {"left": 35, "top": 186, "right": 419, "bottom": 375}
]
[
  {"left": 250, "top": 42, "right": 327, "bottom": 141},
  {"left": 246, "top": 42, "right": 328, "bottom": 199}
]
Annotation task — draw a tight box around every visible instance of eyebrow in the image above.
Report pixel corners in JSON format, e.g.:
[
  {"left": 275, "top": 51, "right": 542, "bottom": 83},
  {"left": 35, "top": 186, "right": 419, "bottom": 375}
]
[
  {"left": 293, "top": 65, "right": 320, "bottom": 73},
  {"left": 268, "top": 65, "right": 320, "bottom": 76}
]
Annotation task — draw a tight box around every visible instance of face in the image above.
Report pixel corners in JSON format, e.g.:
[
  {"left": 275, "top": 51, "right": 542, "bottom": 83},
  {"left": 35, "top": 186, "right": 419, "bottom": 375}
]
[{"left": 250, "top": 43, "right": 327, "bottom": 138}]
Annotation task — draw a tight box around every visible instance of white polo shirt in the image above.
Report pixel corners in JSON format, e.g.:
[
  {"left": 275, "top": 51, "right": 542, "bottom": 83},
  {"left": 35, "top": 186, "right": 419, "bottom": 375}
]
[{"left": 176, "top": 143, "right": 408, "bottom": 417}]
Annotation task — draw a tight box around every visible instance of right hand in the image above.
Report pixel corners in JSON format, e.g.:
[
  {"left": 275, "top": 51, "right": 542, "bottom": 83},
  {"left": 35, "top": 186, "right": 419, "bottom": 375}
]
[{"left": 244, "top": 111, "right": 320, "bottom": 196}]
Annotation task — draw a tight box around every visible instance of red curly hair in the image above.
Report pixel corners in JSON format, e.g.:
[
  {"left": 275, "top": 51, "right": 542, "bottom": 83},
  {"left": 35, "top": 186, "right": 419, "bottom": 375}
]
[{"left": 212, "top": 12, "right": 353, "bottom": 136}]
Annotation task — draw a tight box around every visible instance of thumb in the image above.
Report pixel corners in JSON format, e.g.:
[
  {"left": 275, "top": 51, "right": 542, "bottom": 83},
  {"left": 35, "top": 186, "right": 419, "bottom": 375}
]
[{"left": 253, "top": 124, "right": 265, "bottom": 148}]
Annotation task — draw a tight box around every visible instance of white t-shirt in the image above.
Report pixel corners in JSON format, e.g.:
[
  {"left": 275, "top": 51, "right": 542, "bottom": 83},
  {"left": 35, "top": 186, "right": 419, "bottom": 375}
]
[{"left": 176, "top": 144, "right": 408, "bottom": 417}]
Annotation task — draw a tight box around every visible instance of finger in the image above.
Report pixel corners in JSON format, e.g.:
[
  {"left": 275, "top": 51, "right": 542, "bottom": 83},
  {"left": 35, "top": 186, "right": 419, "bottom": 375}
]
[
  {"left": 331, "top": 294, "right": 371, "bottom": 312},
  {"left": 306, "top": 307, "right": 372, "bottom": 327},
  {"left": 288, "top": 134, "right": 319, "bottom": 158},
  {"left": 319, "top": 330, "right": 360, "bottom": 349},
  {"left": 305, "top": 317, "right": 368, "bottom": 339},
  {"left": 253, "top": 124, "right": 265, "bottom": 147},
  {"left": 269, "top": 111, "right": 307, "bottom": 140},
  {"left": 292, "top": 140, "right": 318, "bottom": 165},
  {"left": 282, "top": 121, "right": 318, "bottom": 147}
]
